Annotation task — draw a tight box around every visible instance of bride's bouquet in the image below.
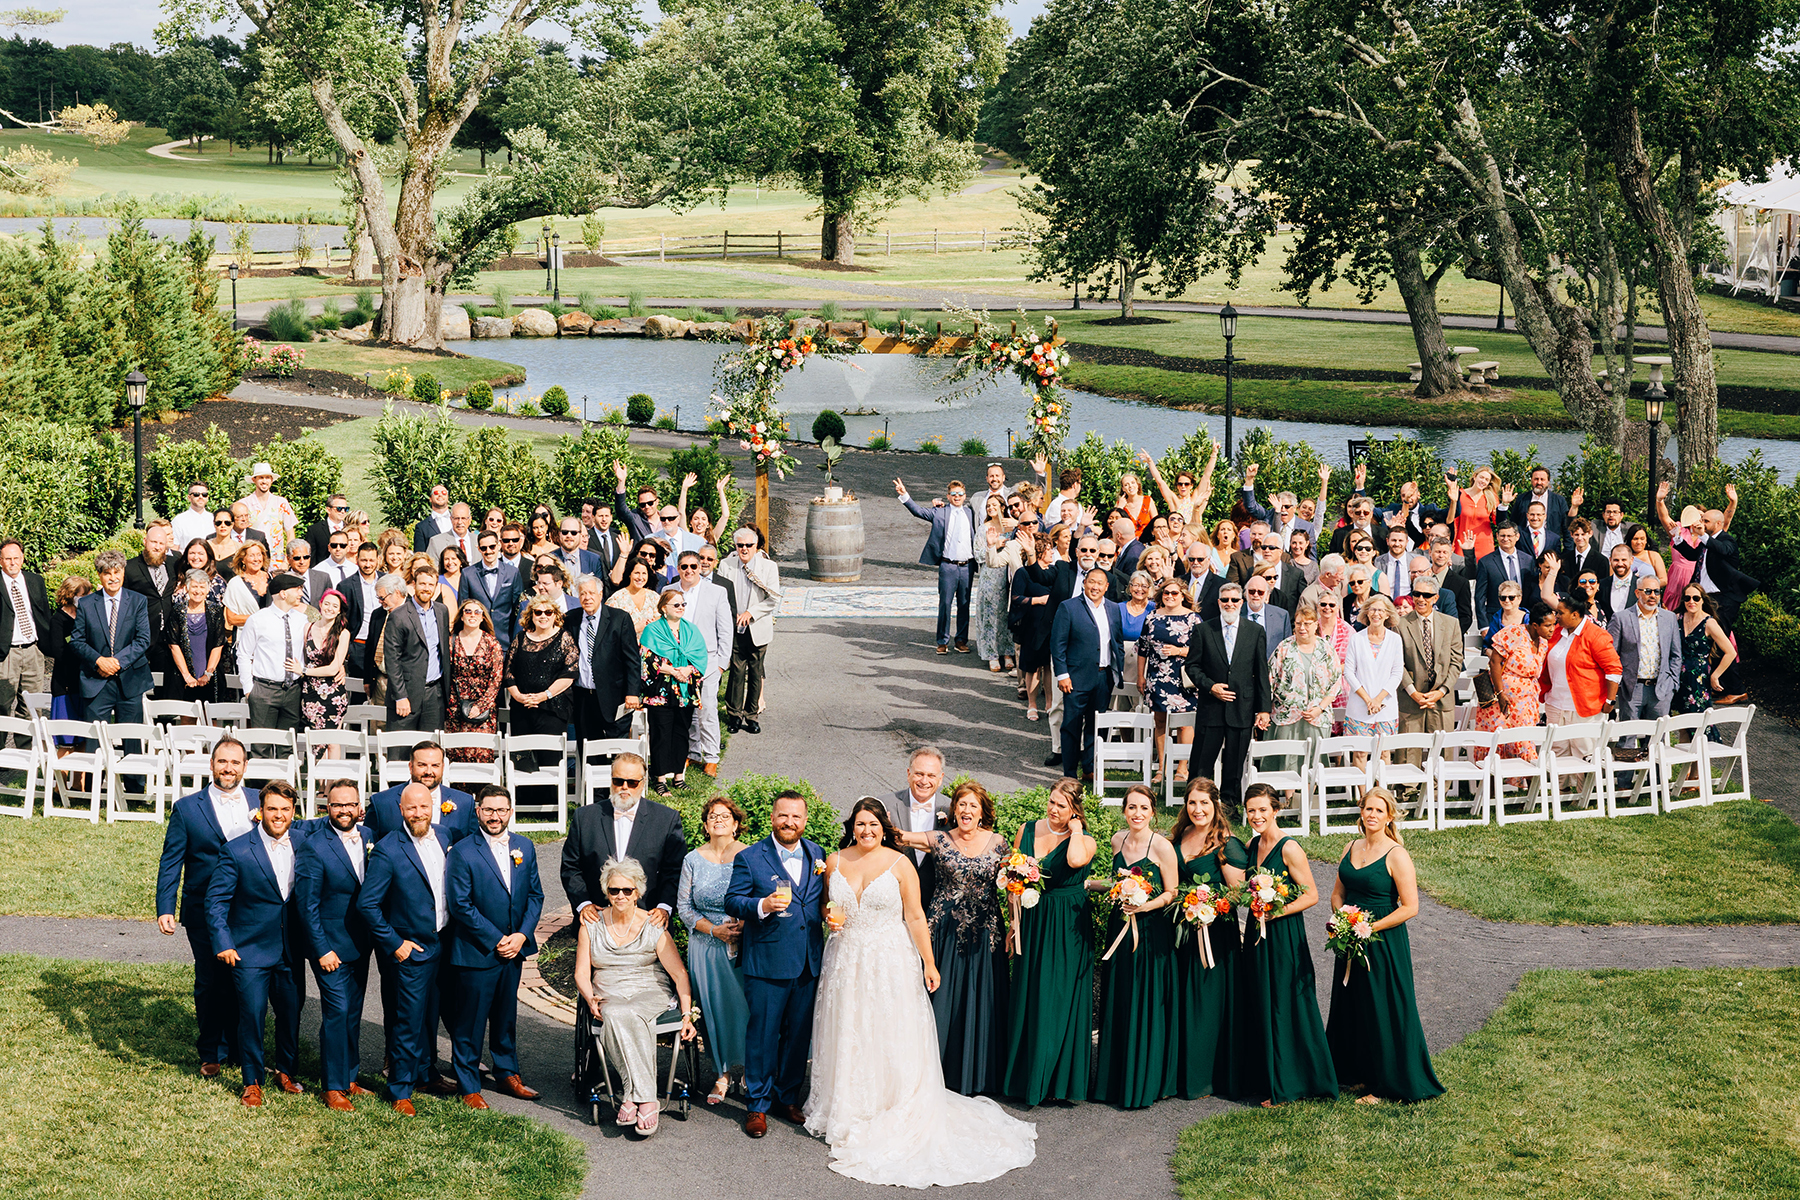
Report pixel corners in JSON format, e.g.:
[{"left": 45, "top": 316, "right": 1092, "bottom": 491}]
[
  {"left": 1324, "top": 904, "right": 1381, "bottom": 985},
  {"left": 1100, "top": 867, "right": 1155, "bottom": 961},
  {"left": 995, "top": 852, "right": 1044, "bottom": 956},
  {"left": 1226, "top": 864, "right": 1295, "bottom": 942},
  {"left": 1173, "top": 882, "right": 1233, "bottom": 968}
]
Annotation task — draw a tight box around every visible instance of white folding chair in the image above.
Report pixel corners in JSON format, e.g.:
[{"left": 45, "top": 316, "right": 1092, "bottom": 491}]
[
  {"left": 204, "top": 701, "right": 250, "bottom": 728},
  {"left": 1433, "top": 729, "right": 1494, "bottom": 828},
  {"left": 1244, "top": 738, "right": 1313, "bottom": 833},
  {"left": 1092, "top": 712, "right": 1154, "bottom": 804},
  {"left": 578, "top": 739, "right": 651, "bottom": 806},
  {"left": 505, "top": 734, "right": 570, "bottom": 833},
  {"left": 101, "top": 722, "right": 167, "bottom": 823},
  {"left": 1599, "top": 719, "right": 1661, "bottom": 817},
  {"left": 239, "top": 728, "right": 300, "bottom": 791},
  {"left": 374, "top": 730, "right": 431, "bottom": 790},
  {"left": 1701, "top": 705, "right": 1755, "bottom": 804},
  {"left": 344, "top": 703, "right": 385, "bottom": 736},
  {"left": 1375, "top": 731, "right": 1437, "bottom": 830},
  {"left": 1490, "top": 725, "right": 1552, "bottom": 825},
  {"left": 440, "top": 732, "right": 504, "bottom": 792},
  {"left": 1159, "top": 711, "right": 1197, "bottom": 806},
  {"left": 1313, "top": 735, "right": 1378, "bottom": 834},
  {"left": 39, "top": 718, "right": 103, "bottom": 822},
  {"left": 22, "top": 691, "right": 51, "bottom": 716},
  {"left": 1656, "top": 712, "right": 1709, "bottom": 810},
  {"left": 166, "top": 723, "right": 228, "bottom": 799},
  {"left": 303, "top": 729, "right": 371, "bottom": 817},
  {"left": 0, "top": 715, "right": 43, "bottom": 818},
  {"left": 144, "top": 698, "right": 204, "bottom": 727},
  {"left": 1545, "top": 719, "right": 1608, "bottom": 820}
]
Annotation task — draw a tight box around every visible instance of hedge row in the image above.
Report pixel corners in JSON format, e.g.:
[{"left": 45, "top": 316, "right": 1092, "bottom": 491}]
[{"left": 145, "top": 425, "right": 344, "bottom": 531}]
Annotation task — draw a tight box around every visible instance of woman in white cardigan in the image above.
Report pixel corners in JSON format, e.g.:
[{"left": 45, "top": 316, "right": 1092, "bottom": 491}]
[{"left": 1343, "top": 594, "right": 1404, "bottom": 776}]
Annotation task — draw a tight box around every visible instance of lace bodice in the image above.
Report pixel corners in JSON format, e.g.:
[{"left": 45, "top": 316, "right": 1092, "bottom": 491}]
[
  {"left": 927, "top": 832, "right": 1006, "bottom": 952},
  {"left": 828, "top": 862, "right": 904, "bottom": 940}
]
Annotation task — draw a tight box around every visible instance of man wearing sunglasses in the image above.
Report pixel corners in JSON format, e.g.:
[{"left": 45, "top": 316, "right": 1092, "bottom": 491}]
[
  {"left": 674, "top": 551, "right": 734, "bottom": 776},
  {"left": 171, "top": 480, "right": 217, "bottom": 549},
  {"left": 304, "top": 493, "right": 352, "bottom": 564},
  {"left": 1187, "top": 581, "right": 1271, "bottom": 818},
  {"left": 897, "top": 475, "right": 981, "bottom": 654},
  {"left": 1607, "top": 574, "right": 1682, "bottom": 735},
  {"left": 561, "top": 751, "right": 686, "bottom": 930},
  {"left": 718, "top": 526, "right": 782, "bottom": 734}
]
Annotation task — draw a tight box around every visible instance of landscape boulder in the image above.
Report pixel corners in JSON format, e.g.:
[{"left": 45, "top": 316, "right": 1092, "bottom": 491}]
[
  {"left": 589, "top": 318, "right": 630, "bottom": 335},
  {"left": 642, "top": 314, "right": 686, "bottom": 338},
  {"left": 730, "top": 318, "right": 758, "bottom": 341},
  {"left": 827, "top": 320, "right": 866, "bottom": 340},
  {"left": 440, "top": 305, "right": 471, "bottom": 341},
  {"left": 473, "top": 316, "right": 513, "bottom": 339},
  {"left": 692, "top": 322, "right": 735, "bottom": 339},
  {"left": 513, "top": 307, "right": 558, "bottom": 337},
  {"left": 558, "top": 310, "right": 595, "bottom": 334}
]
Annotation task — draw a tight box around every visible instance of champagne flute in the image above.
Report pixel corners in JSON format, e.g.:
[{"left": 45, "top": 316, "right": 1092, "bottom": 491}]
[{"left": 772, "top": 874, "right": 793, "bottom": 917}]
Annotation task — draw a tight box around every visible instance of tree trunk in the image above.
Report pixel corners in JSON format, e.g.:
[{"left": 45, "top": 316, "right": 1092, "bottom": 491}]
[
  {"left": 821, "top": 210, "right": 855, "bottom": 264},
  {"left": 1389, "top": 240, "right": 1462, "bottom": 397},
  {"left": 350, "top": 228, "right": 375, "bottom": 282},
  {"left": 1610, "top": 105, "right": 1718, "bottom": 483},
  {"left": 1118, "top": 259, "right": 1139, "bottom": 318}
]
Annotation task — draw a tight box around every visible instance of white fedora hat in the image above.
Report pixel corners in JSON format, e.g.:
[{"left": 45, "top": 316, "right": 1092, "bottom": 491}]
[{"left": 248, "top": 462, "right": 279, "bottom": 479}]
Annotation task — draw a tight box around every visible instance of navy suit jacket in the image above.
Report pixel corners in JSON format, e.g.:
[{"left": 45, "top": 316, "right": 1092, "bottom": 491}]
[
  {"left": 902, "top": 495, "right": 981, "bottom": 566},
  {"left": 1049, "top": 596, "right": 1124, "bottom": 693},
  {"left": 70, "top": 587, "right": 153, "bottom": 698},
  {"left": 1518, "top": 527, "right": 1563, "bottom": 564},
  {"left": 459, "top": 561, "right": 525, "bottom": 649},
  {"left": 725, "top": 836, "right": 826, "bottom": 981},
  {"left": 365, "top": 784, "right": 475, "bottom": 842},
  {"left": 205, "top": 830, "right": 300, "bottom": 970},
  {"left": 157, "top": 788, "right": 259, "bottom": 923},
  {"left": 1245, "top": 604, "right": 1292, "bottom": 659},
  {"left": 358, "top": 826, "right": 453, "bottom": 959},
  {"left": 1510, "top": 491, "right": 1570, "bottom": 537},
  {"left": 1475, "top": 547, "right": 1538, "bottom": 617},
  {"left": 294, "top": 822, "right": 376, "bottom": 962},
  {"left": 446, "top": 833, "right": 544, "bottom": 969}
]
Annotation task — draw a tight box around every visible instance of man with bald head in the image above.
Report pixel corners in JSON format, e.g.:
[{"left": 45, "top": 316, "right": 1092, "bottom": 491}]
[
  {"left": 414, "top": 484, "right": 455, "bottom": 552},
  {"left": 358, "top": 782, "right": 455, "bottom": 1115}
]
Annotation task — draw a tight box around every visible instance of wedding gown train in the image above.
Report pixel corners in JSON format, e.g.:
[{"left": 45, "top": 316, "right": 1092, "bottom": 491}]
[{"left": 805, "top": 864, "right": 1037, "bottom": 1188}]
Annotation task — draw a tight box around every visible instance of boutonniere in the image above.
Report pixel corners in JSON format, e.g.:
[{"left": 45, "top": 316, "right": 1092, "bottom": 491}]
[
  {"left": 511, "top": 849, "right": 524, "bottom": 866},
  {"left": 364, "top": 841, "right": 374, "bottom": 858},
  {"left": 812, "top": 859, "right": 828, "bottom": 876},
  {"left": 440, "top": 800, "right": 455, "bottom": 815},
  {"left": 935, "top": 810, "right": 950, "bottom": 826},
  {"left": 251, "top": 810, "right": 262, "bottom": 822}
]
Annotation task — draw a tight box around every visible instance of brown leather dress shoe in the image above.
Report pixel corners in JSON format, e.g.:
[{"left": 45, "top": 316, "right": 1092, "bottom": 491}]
[
  {"left": 773, "top": 1101, "right": 807, "bottom": 1125},
  {"left": 272, "top": 1072, "right": 305, "bottom": 1095},
  {"left": 744, "top": 1112, "right": 767, "bottom": 1138},
  {"left": 324, "top": 1090, "right": 355, "bottom": 1112},
  {"left": 241, "top": 1084, "right": 263, "bottom": 1108},
  {"left": 392, "top": 1098, "right": 416, "bottom": 1116},
  {"left": 200, "top": 1062, "right": 222, "bottom": 1078},
  {"left": 494, "top": 1074, "right": 539, "bottom": 1100},
  {"left": 703, "top": 762, "right": 718, "bottom": 777},
  {"left": 348, "top": 1082, "right": 377, "bottom": 1098},
  {"left": 461, "top": 1093, "right": 490, "bottom": 1110}
]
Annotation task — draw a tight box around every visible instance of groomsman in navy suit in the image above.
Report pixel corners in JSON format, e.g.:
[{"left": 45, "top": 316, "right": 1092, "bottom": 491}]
[
  {"left": 295, "top": 778, "right": 378, "bottom": 1111},
  {"left": 724, "top": 792, "right": 826, "bottom": 1139},
  {"left": 358, "top": 782, "right": 455, "bottom": 1114},
  {"left": 445, "top": 785, "right": 544, "bottom": 1108},
  {"left": 1049, "top": 567, "right": 1125, "bottom": 780},
  {"left": 156, "top": 736, "right": 257, "bottom": 1076},
  {"left": 366, "top": 741, "right": 475, "bottom": 841},
  {"left": 205, "top": 780, "right": 307, "bottom": 1107}
]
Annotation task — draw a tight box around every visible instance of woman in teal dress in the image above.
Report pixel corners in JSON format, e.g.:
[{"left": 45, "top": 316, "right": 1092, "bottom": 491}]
[
  {"left": 1003, "top": 778, "right": 1097, "bottom": 1106},
  {"left": 1326, "top": 787, "right": 1444, "bottom": 1103},
  {"left": 1170, "top": 777, "right": 1249, "bottom": 1100},
  {"left": 1239, "top": 782, "right": 1338, "bottom": 1105},
  {"left": 676, "top": 795, "right": 749, "bottom": 1105},
  {"left": 1091, "top": 784, "right": 1179, "bottom": 1109}
]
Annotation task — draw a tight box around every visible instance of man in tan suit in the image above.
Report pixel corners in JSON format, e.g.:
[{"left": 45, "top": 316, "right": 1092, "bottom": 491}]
[{"left": 1397, "top": 575, "right": 1462, "bottom": 805}]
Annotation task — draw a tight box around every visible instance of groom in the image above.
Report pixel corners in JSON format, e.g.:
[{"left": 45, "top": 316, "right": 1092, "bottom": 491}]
[{"left": 724, "top": 791, "right": 826, "bottom": 1139}]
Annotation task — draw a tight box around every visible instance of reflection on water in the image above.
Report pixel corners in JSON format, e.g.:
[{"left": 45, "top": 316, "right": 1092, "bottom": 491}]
[{"left": 458, "top": 336, "right": 1800, "bottom": 477}]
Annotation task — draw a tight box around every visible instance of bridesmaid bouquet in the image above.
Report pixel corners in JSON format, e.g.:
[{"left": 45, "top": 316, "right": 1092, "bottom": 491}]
[
  {"left": 1101, "top": 868, "right": 1154, "bottom": 961},
  {"left": 1173, "top": 883, "right": 1233, "bottom": 968},
  {"left": 1227, "top": 866, "right": 1295, "bottom": 942},
  {"left": 1324, "top": 904, "right": 1381, "bottom": 985},
  {"left": 995, "top": 853, "right": 1044, "bottom": 955}
]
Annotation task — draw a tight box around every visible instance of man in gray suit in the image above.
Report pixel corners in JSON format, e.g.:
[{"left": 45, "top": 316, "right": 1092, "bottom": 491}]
[
  {"left": 1608, "top": 574, "right": 1683, "bottom": 743},
  {"left": 1242, "top": 573, "right": 1292, "bottom": 659},
  {"left": 1397, "top": 577, "right": 1463, "bottom": 794},
  {"left": 880, "top": 747, "right": 953, "bottom": 911},
  {"left": 385, "top": 564, "right": 450, "bottom": 733},
  {"left": 425, "top": 503, "right": 481, "bottom": 569}
]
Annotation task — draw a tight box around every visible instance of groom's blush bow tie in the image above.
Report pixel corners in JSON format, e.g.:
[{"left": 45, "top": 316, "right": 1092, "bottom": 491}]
[{"left": 777, "top": 844, "right": 802, "bottom": 863}]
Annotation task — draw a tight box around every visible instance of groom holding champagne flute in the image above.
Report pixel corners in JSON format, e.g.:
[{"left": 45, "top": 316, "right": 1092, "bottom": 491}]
[{"left": 725, "top": 792, "right": 826, "bottom": 1139}]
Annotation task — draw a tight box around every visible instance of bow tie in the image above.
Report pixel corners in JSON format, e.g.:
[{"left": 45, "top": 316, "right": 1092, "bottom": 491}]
[
  {"left": 777, "top": 844, "right": 802, "bottom": 862},
  {"left": 268, "top": 835, "right": 290, "bottom": 848}
]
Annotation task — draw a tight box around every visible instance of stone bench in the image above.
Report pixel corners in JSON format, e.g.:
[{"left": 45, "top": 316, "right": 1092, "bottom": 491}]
[{"left": 1466, "top": 360, "right": 1500, "bottom": 388}]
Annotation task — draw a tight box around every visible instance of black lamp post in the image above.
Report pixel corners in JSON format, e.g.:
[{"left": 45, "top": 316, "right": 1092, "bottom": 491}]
[
  {"left": 542, "top": 219, "right": 553, "bottom": 295},
  {"left": 551, "top": 232, "right": 561, "bottom": 304},
  {"left": 228, "top": 262, "right": 238, "bottom": 327},
  {"left": 1645, "top": 380, "right": 1665, "bottom": 527},
  {"left": 125, "top": 369, "right": 148, "bottom": 525},
  {"left": 1218, "top": 302, "right": 1239, "bottom": 461},
  {"left": 1495, "top": 284, "right": 1505, "bottom": 331},
  {"left": 1072, "top": 279, "right": 1081, "bottom": 311}
]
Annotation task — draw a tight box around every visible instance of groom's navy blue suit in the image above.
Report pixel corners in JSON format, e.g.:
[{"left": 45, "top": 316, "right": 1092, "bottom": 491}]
[{"left": 725, "top": 835, "right": 826, "bottom": 1115}]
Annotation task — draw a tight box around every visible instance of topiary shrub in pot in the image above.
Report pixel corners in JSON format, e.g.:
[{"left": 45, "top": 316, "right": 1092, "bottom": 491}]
[{"left": 627, "top": 392, "right": 655, "bottom": 424}]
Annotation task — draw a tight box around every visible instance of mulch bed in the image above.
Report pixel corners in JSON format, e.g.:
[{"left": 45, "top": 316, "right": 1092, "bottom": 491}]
[
  {"left": 795, "top": 258, "right": 880, "bottom": 273},
  {"left": 254, "top": 367, "right": 392, "bottom": 399},
  {"left": 1087, "top": 315, "right": 1173, "bottom": 326},
  {"left": 485, "top": 253, "right": 623, "bottom": 272},
  {"left": 537, "top": 923, "right": 580, "bottom": 996},
  {"left": 119, "top": 398, "right": 350, "bottom": 454}
]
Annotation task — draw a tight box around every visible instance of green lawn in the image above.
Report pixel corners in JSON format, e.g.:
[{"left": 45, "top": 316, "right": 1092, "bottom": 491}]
[
  {"left": 295, "top": 341, "right": 526, "bottom": 393},
  {"left": 1172, "top": 967, "right": 1800, "bottom": 1199},
  {"left": 1296, "top": 800, "right": 1800, "bottom": 925},
  {"left": 0, "top": 820, "right": 162, "bottom": 918},
  {"left": 0, "top": 954, "right": 585, "bottom": 1200}
]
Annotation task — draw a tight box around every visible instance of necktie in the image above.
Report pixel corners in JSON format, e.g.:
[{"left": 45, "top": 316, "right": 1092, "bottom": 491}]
[
  {"left": 1506, "top": 556, "right": 1518, "bottom": 585},
  {"left": 1420, "top": 613, "right": 1433, "bottom": 677},
  {"left": 8, "top": 575, "right": 34, "bottom": 642},
  {"left": 581, "top": 614, "right": 595, "bottom": 666},
  {"left": 284, "top": 614, "right": 299, "bottom": 683},
  {"left": 1223, "top": 621, "right": 1237, "bottom": 661},
  {"left": 1251, "top": 610, "right": 1263, "bottom": 628},
  {"left": 107, "top": 595, "right": 118, "bottom": 652}
]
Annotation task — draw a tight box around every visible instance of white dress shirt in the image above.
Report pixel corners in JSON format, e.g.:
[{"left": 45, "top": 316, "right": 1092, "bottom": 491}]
[
  {"left": 239, "top": 604, "right": 308, "bottom": 685},
  {"left": 260, "top": 825, "right": 295, "bottom": 900},
  {"left": 1696, "top": 535, "right": 1719, "bottom": 593},
  {"left": 171, "top": 507, "right": 215, "bottom": 549},
  {"left": 1381, "top": 553, "right": 1410, "bottom": 598},
  {"left": 1598, "top": 525, "right": 1625, "bottom": 557},
  {"left": 1221, "top": 617, "right": 1239, "bottom": 662},
  {"left": 339, "top": 826, "right": 365, "bottom": 882},
  {"left": 4, "top": 569, "right": 36, "bottom": 645},
  {"left": 486, "top": 831, "right": 513, "bottom": 893},
  {"left": 1609, "top": 575, "right": 1634, "bottom": 618},
  {"left": 1086, "top": 597, "right": 1111, "bottom": 669},
  {"left": 1546, "top": 623, "right": 1579, "bottom": 712},
  {"left": 906, "top": 791, "right": 935, "bottom": 864},
  {"left": 209, "top": 786, "right": 254, "bottom": 841},
  {"left": 942, "top": 506, "right": 974, "bottom": 562},
  {"left": 355, "top": 575, "right": 379, "bottom": 639},
  {"left": 613, "top": 803, "right": 636, "bottom": 863},
  {"left": 413, "top": 829, "right": 448, "bottom": 930}
]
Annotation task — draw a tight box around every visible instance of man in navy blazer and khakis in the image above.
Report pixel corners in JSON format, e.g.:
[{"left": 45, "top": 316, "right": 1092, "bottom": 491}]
[
  {"left": 1050, "top": 567, "right": 1125, "bottom": 779},
  {"left": 445, "top": 784, "right": 544, "bottom": 1107},
  {"left": 897, "top": 475, "right": 982, "bottom": 653},
  {"left": 205, "top": 780, "right": 307, "bottom": 1106},
  {"left": 295, "top": 778, "right": 378, "bottom": 1110},
  {"left": 70, "top": 548, "right": 153, "bottom": 726}
]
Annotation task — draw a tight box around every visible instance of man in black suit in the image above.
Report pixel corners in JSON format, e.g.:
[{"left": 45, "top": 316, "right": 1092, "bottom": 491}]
[
  {"left": 304, "top": 494, "right": 352, "bottom": 564},
  {"left": 0, "top": 538, "right": 51, "bottom": 728},
  {"left": 1556, "top": 518, "right": 1608, "bottom": 599},
  {"left": 1427, "top": 535, "right": 1476, "bottom": 635},
  {"left": 585, "top": 502, "right": 621, "bottom": 586},
  {"left": 564, "top": 576, "right": 642, "bottom": 749},
  {"left": 561, "top": 751, "right": 687, "bottom": 927},
  {"left": 413, "top": 484, "right": 455, "bottom": 552},
  {"left": 1375, "top": 480, "right": 1447, "bottom": 549},
  {"left": 1250, "top": 533, "right": 1305, "bottom": 616},
  {"left": 1187, "top": 581, "right": 1271, "bottom": 817},
  {"left": 124, "top": 519, "right": 183, "bottom": 695},
  {"left": 1508, "top": 466, "right": 1571, "bottom": 537},
  {"left": 226, "top": 503, "right": 270, "bottom": 553},
  {"left": 460, "top": 531, "right": 524, "bottom": 652},
  {"left": 1027, "top": 535, "right": 1102, "bottom": 765},
  {"left": 384, "top": 564, "right": 450, "bottom": 733}
]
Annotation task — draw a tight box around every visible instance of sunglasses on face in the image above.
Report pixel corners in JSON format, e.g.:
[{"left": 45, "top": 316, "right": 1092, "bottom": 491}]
[
  {"left": 329, "top": 504, "right": 347, "bottom": 512},
  {"left": 612, "top": 775, "right": 644, "bottom": 786},
  {"left": 502, "top": 535, "right": 523, "bottom": 543},
  {"left": 679, "top": 563, "right": 700, "bottom": 571},
  {"left": 661, "top": 513, "right": 681, "bottom": 522},
  {"left": 1579, "top": 577, "right": 1598, "bottom": 585},
  {"left": 214, "top": 519, "right": 230, "bottom": 527},
  {"left": 734, "top": 541, "right": 756, "bottom": 550},
  {"left": 605, "top": 887, "right": 637, "bottom": 897},
  {"left": 329, "top": 540, "right": 348, "bottom": 549},
  {"left": 1684, "top": 594, "right": 1704, "bottom": 603},
  {"left": 190, "top": 491, "right": 208, "bottom": 499},
  {"left": 1218, "top": 597, "right": 1242, "bottom": 605}
]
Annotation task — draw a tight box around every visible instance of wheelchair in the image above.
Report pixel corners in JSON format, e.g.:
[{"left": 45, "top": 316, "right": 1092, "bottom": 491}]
[{"left": 572, "top": 1000, "right": 704, "bottom": 1128}]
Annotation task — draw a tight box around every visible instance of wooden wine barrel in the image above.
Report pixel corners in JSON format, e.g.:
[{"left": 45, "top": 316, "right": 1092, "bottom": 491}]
[{"left": 805, "top": 498, "right": 864, "bottom": 582}]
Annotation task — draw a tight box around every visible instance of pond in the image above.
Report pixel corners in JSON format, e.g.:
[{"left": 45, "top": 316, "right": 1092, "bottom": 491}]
[{"left": 455, "top": 336, "right": 1800, "bottom": 477}]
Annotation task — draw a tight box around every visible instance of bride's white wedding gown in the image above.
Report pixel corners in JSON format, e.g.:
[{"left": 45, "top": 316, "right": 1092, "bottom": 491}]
[{"left": 805, "top": 863, "right": 1037, "bottom": 1188}]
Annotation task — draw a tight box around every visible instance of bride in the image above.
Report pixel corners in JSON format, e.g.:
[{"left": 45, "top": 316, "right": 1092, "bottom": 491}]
[{"left": 806, "top": 797, "right": 1037, "bottom": 1188}]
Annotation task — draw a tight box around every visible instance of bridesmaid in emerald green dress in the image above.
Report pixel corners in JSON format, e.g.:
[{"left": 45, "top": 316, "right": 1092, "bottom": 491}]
[
  {"left": 1003, "top": 778, "right": 1098, "bottom": 1106},
  {"left": 1239, "top": 782, "right": 1339, "bottom": 1105},
  {"left": 1092, "top": 784, "right": 1179, "bottom": 1108},
  {"left": 1326, "top": 787, "right": 1445, "bottom": 1103},
  {"left": 1170, "top": 777, "right": 1249, "bottom": 1100}
]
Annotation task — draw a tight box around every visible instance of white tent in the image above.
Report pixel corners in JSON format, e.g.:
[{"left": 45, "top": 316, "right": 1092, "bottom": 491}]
[{"left": 1708, "top": 162, "right": 1800, "bottom": 296}]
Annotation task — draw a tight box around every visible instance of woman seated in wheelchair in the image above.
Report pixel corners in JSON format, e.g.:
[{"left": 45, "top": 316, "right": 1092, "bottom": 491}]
[{"left": 575, "top": 855, "right": 698, "bottom": 1136}]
